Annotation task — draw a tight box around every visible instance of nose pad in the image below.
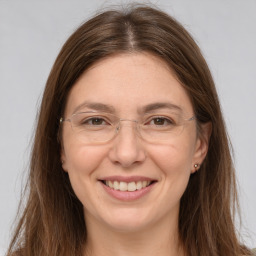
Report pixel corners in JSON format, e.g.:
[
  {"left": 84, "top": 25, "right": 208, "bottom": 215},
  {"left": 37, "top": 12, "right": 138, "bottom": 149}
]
[{"left": 116, "top": 119, "right": 138, "bottom": 134}]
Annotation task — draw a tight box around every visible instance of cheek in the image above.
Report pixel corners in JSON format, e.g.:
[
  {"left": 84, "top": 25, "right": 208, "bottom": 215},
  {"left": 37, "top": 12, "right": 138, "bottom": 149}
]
[
  {"left": 147, "top": 142, "right": 195, "bottom": 210},
  {"left": 148, "top": 138, "right": 196, "bottom": 175},
  {"left": 64, "top": 140, "right": 110, "bottom": 178},
  {"left": 63, "top": 141, "right": 108, "bottom": 208},
  {"left": 62, "top": 125, "right": 108, "bottom": 174}
]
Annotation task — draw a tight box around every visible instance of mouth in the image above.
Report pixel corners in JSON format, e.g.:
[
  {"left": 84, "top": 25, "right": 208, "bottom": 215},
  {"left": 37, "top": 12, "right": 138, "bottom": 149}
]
[
  {"left": 101, "top": 180, "right": 155, "bottom": 192},
  {"left": 99, "top": 176, "right": 157, "bottom": 201}
]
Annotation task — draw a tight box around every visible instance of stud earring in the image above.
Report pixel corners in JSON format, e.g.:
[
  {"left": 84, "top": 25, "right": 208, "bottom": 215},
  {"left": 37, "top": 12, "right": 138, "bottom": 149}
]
[{"left": 194, "top": 163, "right": 200, "bottom": 171}]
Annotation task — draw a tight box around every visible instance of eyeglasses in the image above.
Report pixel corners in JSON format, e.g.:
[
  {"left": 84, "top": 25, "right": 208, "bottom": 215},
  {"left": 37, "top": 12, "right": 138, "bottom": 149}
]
[{"left": 60, "top": 111, "right": 195, "bottom": 144}]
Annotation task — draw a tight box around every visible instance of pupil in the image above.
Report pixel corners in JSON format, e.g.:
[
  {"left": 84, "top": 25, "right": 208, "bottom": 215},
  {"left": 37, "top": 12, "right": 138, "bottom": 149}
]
[
  {"left": 92, "top": 118, "right": 102, "bottom": 125},
  {"left": 154, "top": 118, "right": 164, "bottom": 125}
]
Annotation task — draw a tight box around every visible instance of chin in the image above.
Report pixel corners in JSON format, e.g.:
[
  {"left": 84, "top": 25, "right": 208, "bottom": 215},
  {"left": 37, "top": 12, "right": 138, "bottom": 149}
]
[
  {"left": 99, "top": 208, "right": 157, "bottom": 233},
  {"left": 106, "top": 219, "right": 151, "bottom": 233}
]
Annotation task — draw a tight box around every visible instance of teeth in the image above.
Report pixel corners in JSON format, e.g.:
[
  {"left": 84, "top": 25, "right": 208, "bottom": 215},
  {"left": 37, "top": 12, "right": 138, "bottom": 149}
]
[
  {"left": 104, "top": 180, "right": 152, "bottom": 191},
  {"left": 109, "top": 181, "right": 113, "bottom": 188},
  {"left": 127, "top": 182, "right": 136, "bottom": 192},
  {"left": 119, "top": 182, "right": 127, "bottom": 191},
  {"left": 136, "top": 181, "right": 142, "bottom": 190},
  {"left": 113, "top": 181, "right": 119, "bottom": 190}
]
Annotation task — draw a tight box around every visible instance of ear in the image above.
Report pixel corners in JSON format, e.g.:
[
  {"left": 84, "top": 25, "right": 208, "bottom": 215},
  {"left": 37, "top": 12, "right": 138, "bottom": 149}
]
[
  {"left": 191, "top": 122, "right": 212, "bottom": 173},
  {"left": 60, "top": 147, "right": 68, "bottom": 172}
]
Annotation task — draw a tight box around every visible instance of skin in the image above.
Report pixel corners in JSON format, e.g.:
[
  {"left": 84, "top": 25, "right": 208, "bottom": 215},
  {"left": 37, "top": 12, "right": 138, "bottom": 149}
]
[{"left": 61, "top": 53, "right": 211, "bottom": 256}]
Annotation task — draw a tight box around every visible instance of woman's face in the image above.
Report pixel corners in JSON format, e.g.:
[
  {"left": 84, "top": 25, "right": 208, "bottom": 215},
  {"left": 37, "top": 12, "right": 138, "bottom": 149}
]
[{"left": 61, "top": 53, "right": 208, "bottom": 233}]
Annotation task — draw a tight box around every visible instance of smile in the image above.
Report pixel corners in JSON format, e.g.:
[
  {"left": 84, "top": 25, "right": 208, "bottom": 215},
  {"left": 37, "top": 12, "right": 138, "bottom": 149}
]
[
  {"left": 103, "top": 180, "right": 152, "bottom": 192},
  {"left": 99, "top": 176, "right": 157, "bottom": 201}
]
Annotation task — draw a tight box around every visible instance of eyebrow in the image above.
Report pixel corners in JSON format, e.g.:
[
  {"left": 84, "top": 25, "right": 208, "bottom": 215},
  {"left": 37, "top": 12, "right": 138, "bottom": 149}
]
[
  {"left": 140, "top": 102, "right": 183, "bottom": 114},
  {"left": 72, "top": 101, "right": 115, "bottom": 114},
  {"left": 72, "top": 101, "right": 183, "bottom": 115}
]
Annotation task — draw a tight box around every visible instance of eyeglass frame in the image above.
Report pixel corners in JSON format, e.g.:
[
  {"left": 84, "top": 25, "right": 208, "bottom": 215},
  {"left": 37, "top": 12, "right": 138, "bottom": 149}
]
[{"left": 59, "top": 111, "right": 196, "bottom": 144}]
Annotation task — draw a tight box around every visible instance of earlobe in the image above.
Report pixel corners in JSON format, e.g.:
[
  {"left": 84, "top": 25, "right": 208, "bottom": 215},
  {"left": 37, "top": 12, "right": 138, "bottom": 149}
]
[
  {"left": 61, "top": 149, "right": 68, "bottom": 172},
  {"left": 61, "top": 160, "right": 68, "bottom": 173},
  {"left": 191, "top": 163, "right": 201, "bottom": 173}
]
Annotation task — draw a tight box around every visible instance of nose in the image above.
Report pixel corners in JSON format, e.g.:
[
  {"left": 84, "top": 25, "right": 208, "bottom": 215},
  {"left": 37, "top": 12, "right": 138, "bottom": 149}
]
[{"left": 108, "top": 120, "right": 146, "bottom": 168}]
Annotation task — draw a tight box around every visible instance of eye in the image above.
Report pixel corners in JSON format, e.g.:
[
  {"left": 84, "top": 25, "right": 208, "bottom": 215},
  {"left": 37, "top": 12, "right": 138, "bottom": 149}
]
[
  {"left": 147, "top": 117, "right": 175, "bottom": 126},
  {"left": 81, "top": 117, "right": 109, "bottom": 126}
]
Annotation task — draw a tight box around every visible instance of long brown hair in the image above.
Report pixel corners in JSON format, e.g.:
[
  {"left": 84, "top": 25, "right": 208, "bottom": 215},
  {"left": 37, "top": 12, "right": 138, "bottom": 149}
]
[{"left": 6, "top": 4, "right": 252, "bottom": 256}]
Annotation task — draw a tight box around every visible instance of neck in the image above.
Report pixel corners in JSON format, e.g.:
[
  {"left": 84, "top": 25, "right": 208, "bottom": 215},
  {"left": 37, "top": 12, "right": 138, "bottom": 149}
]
[{"left": 83, "top": 212, "right": 185, "bottom": 256}]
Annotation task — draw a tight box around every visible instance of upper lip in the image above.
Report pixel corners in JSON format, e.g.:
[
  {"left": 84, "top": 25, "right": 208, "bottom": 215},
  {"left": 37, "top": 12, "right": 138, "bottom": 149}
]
[{"left": 99, "top": 176, "right": 157, "bottom": 183}]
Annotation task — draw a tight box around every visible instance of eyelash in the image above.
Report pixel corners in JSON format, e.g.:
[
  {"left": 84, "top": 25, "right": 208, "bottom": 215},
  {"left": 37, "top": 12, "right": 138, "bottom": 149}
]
[
  {"left": 80, "top": 116, "right": 176, "bottom": 126},
  {"left": 81, "top": 117, "right": 110, "bottom": 125},
  {"left": 145, "top": 116, "right": 175, "bottom": 126}
]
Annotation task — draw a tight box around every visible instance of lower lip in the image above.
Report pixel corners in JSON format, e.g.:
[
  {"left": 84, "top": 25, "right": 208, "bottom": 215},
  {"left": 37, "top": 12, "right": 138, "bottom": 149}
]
[{"left": 101, "top": 182, "right": 155, "bottom": 201}]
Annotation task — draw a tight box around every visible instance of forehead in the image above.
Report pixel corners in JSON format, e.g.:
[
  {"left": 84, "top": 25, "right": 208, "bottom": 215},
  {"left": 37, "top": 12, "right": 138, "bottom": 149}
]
[{"left": 64, "top": 53, "right": 193, "bottom": 116}]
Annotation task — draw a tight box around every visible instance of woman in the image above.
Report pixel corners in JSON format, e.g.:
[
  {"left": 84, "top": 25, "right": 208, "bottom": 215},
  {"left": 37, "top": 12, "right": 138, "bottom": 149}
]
[{"left": 6, "top": 4, "right": 254, "bottom": 256}]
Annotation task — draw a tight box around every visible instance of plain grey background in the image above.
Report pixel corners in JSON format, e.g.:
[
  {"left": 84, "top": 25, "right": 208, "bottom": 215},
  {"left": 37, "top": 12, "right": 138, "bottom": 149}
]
[{"left": 0, "top": 0, "right": 255, "bottom": 253}]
